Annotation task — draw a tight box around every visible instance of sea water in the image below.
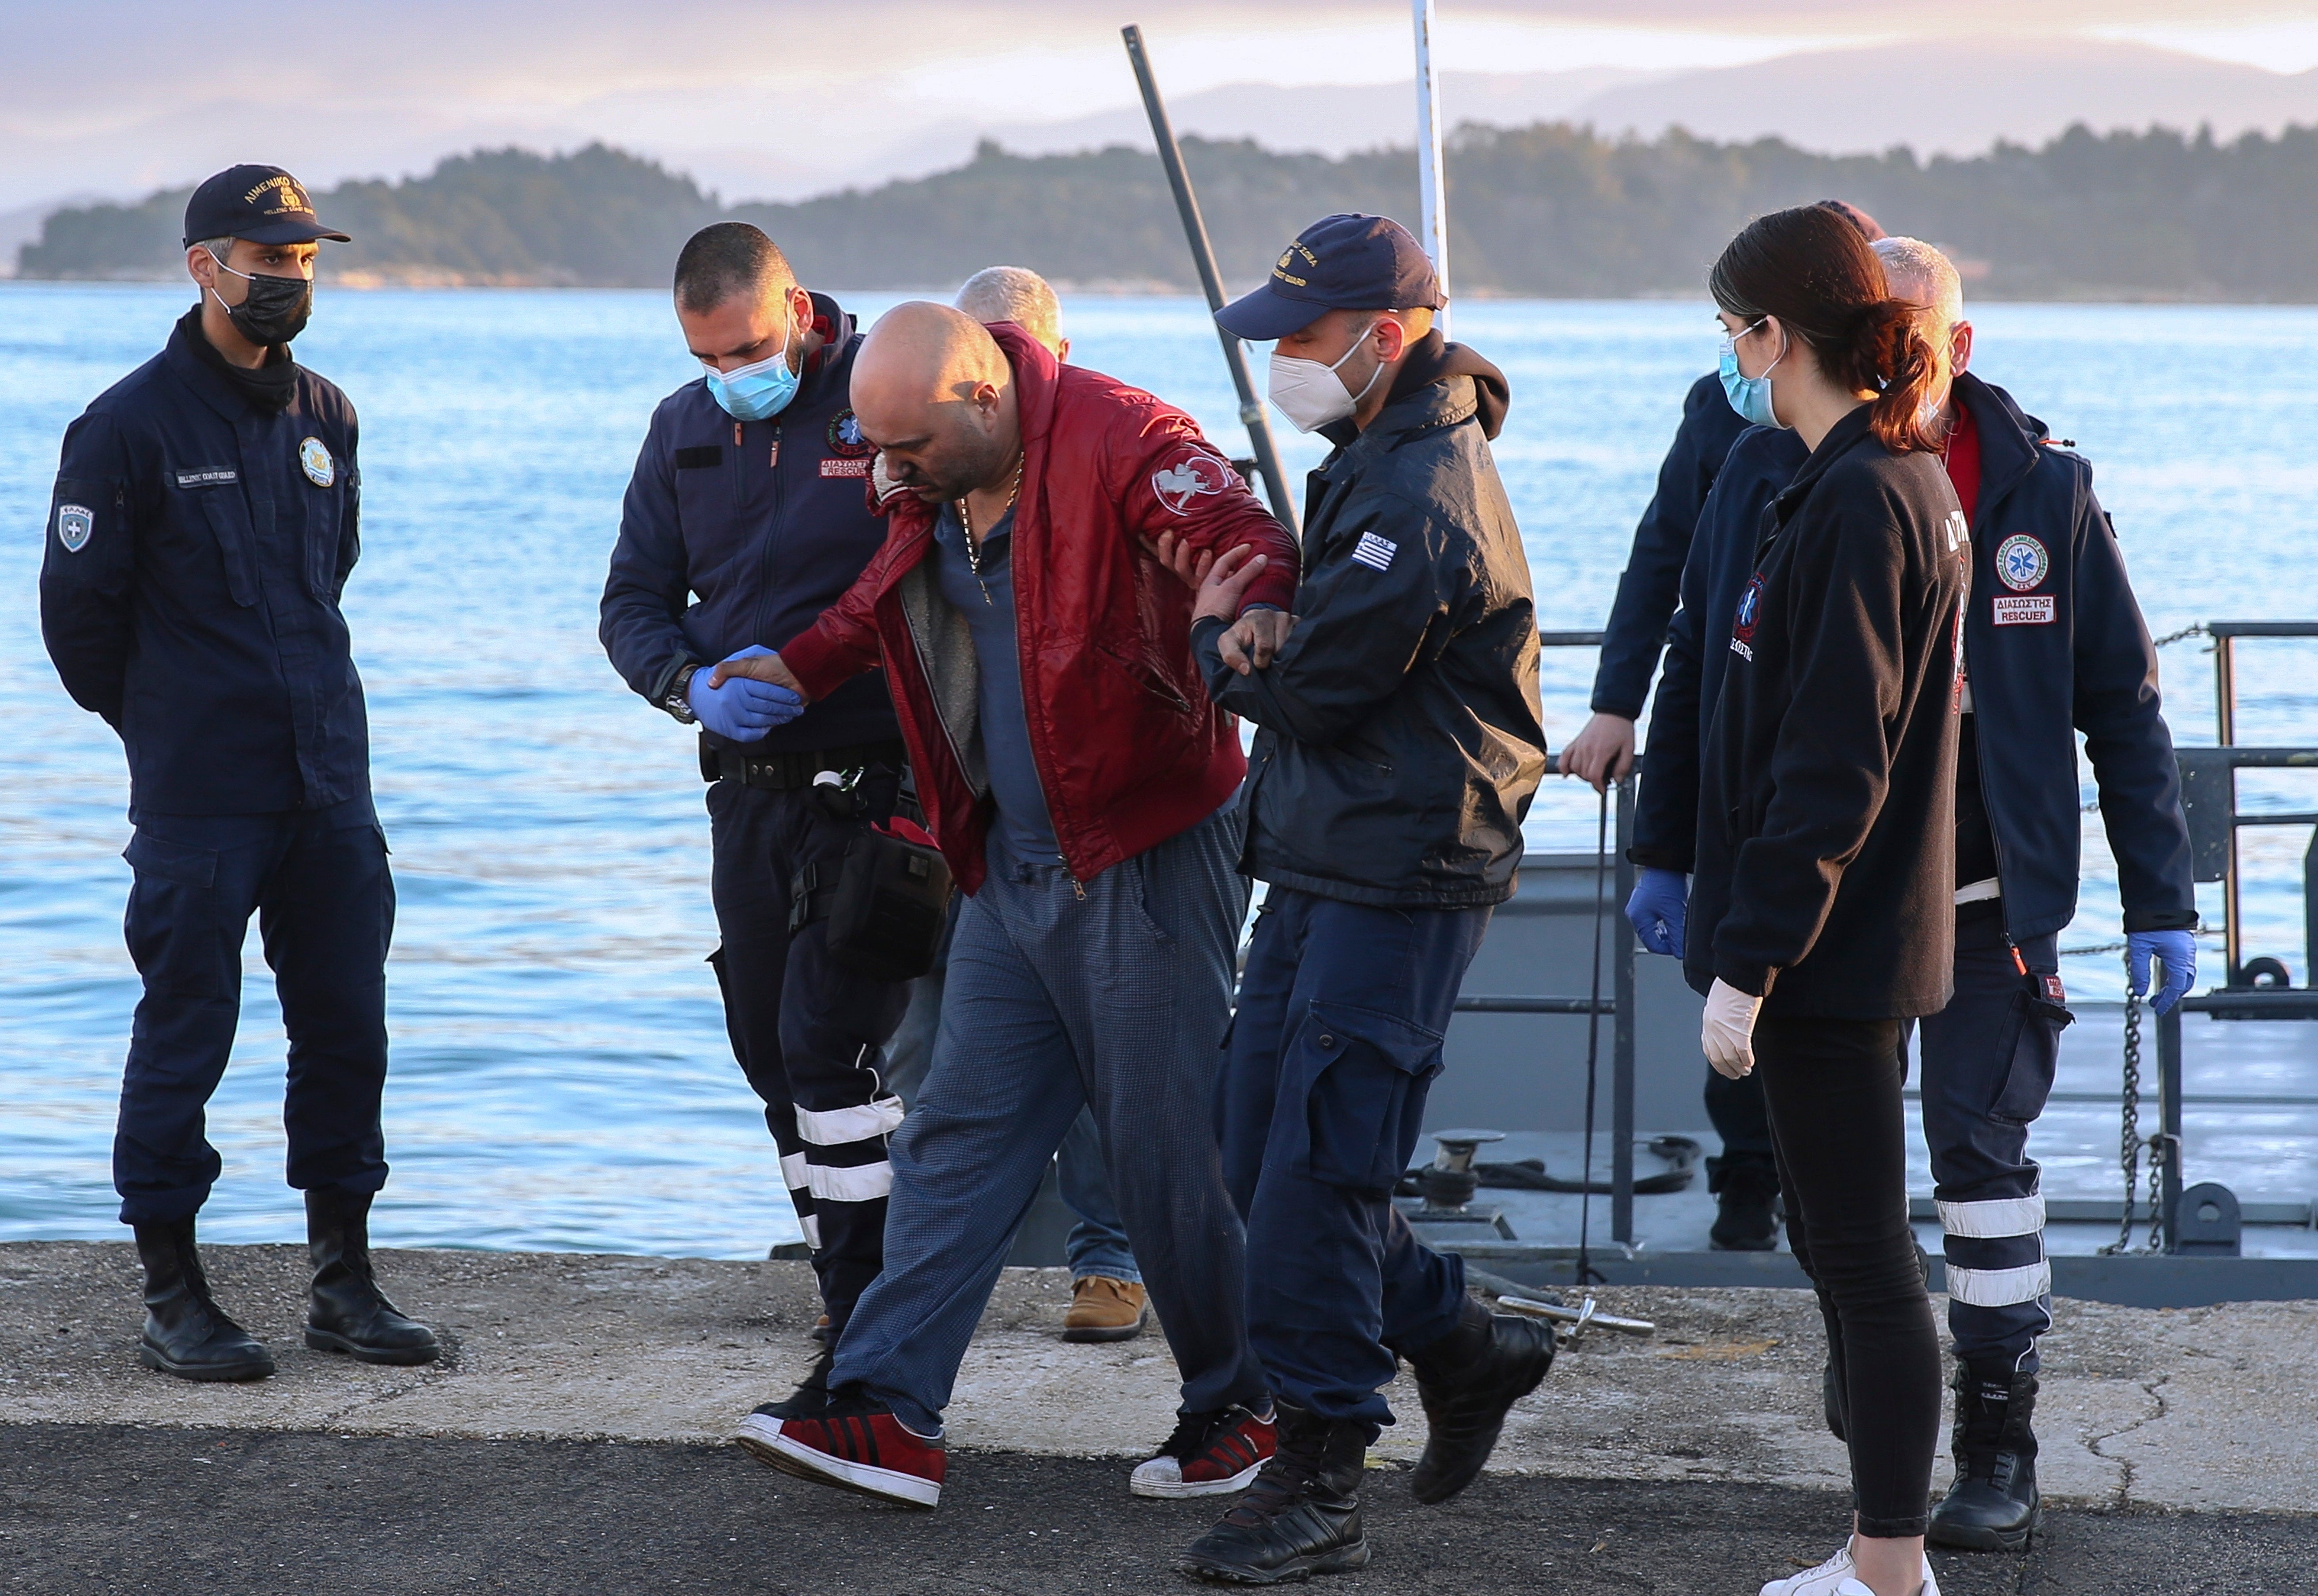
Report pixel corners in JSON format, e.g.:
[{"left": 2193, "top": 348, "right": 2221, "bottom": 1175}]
[{"left": 4, "top": 284, "right": 2316, "bottom": 1255}]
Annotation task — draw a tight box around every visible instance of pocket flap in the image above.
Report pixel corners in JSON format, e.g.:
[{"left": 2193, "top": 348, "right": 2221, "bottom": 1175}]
[
  {"left": 1305, "top": 999, "right": 1445, "bottom": 1076},
  {"left": 124, "top": 833, "right": 219, "bottom": 889}
]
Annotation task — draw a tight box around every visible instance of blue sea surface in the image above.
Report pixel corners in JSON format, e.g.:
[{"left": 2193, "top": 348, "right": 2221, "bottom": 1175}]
[{"left": 4, "top": 284, "right": 2315, "bottom": 1256}]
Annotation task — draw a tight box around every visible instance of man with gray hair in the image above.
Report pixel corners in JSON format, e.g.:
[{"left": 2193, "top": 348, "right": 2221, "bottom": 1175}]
[
  {"left": 956, "top": 265, "right": 1071, "bottom": 362},
  {"left": 1630, "top": 235, "right": 2198, "bottom": 1565}
]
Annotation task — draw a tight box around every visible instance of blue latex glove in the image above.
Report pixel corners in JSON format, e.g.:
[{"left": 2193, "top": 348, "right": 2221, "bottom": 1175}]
[
  {"left": 2128, "top": 929, "right": 2197, "bottom": 1015},
  {"left": 687, "top": 645, "right": 804, "bottom": 742},
  {"left": 1625, "top": 867, "right": 1688, "bottom": 957}
]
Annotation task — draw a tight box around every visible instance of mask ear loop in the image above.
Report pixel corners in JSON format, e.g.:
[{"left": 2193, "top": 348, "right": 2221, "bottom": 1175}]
[{"left": 1335, "top": 318, "right": 1392, "bottom": 405}]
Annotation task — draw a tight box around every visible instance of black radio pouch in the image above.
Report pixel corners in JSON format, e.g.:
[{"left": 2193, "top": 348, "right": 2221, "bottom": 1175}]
[{"left": 791, "top": 820, "right": 954, "bottom": 983}]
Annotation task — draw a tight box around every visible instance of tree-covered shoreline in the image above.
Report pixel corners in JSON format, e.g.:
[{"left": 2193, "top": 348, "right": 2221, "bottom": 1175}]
[{"left": 21, "top": 121, "right": 2318, "bottom": 302}]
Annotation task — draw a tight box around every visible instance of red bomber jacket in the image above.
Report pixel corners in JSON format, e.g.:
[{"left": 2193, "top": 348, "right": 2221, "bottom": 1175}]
[{"left": 780, "top": 321, "right": 1301, "bottom": 893}]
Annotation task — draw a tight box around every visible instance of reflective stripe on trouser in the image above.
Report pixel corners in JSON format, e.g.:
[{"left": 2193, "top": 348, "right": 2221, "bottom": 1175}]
[
  {"left": 829, "top": 804, "right": 1269, "bottom": 1436},
  {"left": 1917, "top": 904, "right": 2068, "bottom": 1372},
  {"left": 708, "top": 782, "right": 912, "bottom": 1335}
]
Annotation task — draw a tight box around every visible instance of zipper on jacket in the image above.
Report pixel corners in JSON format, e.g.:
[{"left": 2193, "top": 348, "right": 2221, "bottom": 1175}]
[{"left": 752, "top": 420, "right": 787, "bottom": 654}]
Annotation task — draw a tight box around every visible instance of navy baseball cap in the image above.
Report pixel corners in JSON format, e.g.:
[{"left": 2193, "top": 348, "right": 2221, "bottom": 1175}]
[
  {"left": 1215, "top": 213, "right": 1443, "bottom": 341},
  {"left": 182, "top": 165, "right": 350, "bottom": 248}
]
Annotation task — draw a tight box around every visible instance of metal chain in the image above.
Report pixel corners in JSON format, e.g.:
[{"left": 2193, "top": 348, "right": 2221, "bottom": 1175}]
[
  {"left": 2149, "top": 622, "right": 2208, "bottom": 650},
  {"left": 2099, "top": 961, "right": 2144, "bottom": 1256}
]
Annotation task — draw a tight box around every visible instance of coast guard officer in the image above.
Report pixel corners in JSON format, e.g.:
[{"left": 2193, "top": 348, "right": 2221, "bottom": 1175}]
[
  {"left": 1627, "top": 238, "right": 2198, "bottom": 1554},
  {"left": 39, "top": 166, "right": 437, "bottom": 1380},
  {"left": 599, "top": 223, "right": 912, "bottom": 1407}
]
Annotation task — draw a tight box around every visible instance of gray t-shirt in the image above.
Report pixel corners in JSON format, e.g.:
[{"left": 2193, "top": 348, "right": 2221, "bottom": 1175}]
[{"left": 930, "top": 500, "right": 1061, "bottom": 867}]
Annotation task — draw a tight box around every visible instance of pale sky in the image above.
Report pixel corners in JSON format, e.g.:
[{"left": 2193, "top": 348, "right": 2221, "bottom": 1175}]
[{"left": 5, "top": 1, "right": 2316, "bottom": 212}]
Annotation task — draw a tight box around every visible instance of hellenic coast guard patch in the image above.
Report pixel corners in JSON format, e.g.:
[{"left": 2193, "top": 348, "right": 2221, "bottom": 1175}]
[
  {"left": 1996, "top": 533, "right": 2049, "bottom": 591},
  {"left": 55, "top": 502, "right": 93, "bottom": 552},
  {"left": 298, "top": 436, "right": 335, "bottom": 488}
]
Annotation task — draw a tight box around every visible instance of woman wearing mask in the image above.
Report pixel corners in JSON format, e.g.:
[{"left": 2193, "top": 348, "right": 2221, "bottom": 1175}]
[{"left": 1686, "top": 205, "right": 1968, "bottom": 1596}]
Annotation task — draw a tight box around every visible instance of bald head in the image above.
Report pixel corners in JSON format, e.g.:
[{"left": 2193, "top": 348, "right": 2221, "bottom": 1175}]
[{"left": 852, "top": 300, "right": 1020, "bottom": 503}]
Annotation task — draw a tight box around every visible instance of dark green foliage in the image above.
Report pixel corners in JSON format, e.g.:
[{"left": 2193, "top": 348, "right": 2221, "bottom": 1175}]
[{"left": 21, "top": 123, "right": 2318, "bottom": 300}]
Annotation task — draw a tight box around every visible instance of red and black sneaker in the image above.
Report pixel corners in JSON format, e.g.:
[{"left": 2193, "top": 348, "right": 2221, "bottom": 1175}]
[
  {"left": 734, "top": 1395, "right": 947, "bottom": 1509},
  {"left": 1131, "top": 1404, "right": 1276, "bottom": 1499}
]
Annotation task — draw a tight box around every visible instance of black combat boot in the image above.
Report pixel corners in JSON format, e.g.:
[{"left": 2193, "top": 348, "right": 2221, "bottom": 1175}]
[
  {"left": 1928, "top": 1358, "right": 2042, "bottom": 1551},
  {"left": 1708, "top": 1158, "right": 1781, "bottom": 1251},
  {"left": 1179, "top": 1402, "right": 1369, "bottom": 1585},
  {"left": 302, "top": 1188, "right": 440, "bottom": 1365},
  {"left": 1404, "top": 1295, "right": 1557, "bottom": 1505},
  {"left": 132, "top": 1217, "right": 275, "bottom": 1381}
]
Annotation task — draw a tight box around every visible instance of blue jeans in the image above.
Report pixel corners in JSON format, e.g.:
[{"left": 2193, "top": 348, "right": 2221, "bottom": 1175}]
[
  {"left": 114, "top": 800, "right": 393, "bottom": 1224},
  {"left": 884, "top": 904, "right": 1139, "bottom": 1284},
  {"left": 1220, "top": 887, "right": 1491, "bottom": 1433},
  {"left": 829, "top": 806, "right": 1264, "bottom": 1434}
]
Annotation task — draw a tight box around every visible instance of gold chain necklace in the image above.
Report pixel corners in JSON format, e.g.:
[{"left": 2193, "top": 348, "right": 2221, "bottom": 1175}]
[{"left": 956, "top": 454, "right": 1024, "bottom": 605}]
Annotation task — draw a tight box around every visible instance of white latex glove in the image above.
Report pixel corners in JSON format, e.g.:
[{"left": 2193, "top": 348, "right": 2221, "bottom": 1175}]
[{"left": 1702, "top": 978, "right": 1764, "bottom": 1079}]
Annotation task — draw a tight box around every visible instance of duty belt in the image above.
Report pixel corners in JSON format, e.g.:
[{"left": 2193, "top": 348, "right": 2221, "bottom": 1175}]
[{"left": 702, "top": 737, "right": 908, "bottom": 791}]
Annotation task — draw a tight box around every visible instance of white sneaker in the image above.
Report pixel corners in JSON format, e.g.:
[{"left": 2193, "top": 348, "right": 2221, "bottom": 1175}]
[{"left": 1760, "top": 1541, "right": 1939, "bottom": 1596}]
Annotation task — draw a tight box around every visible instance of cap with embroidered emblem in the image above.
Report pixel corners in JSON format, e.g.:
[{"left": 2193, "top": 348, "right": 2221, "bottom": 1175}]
[
  {"left": 182, "top": 165, "right": 351, "bottom": 248},
  {"left": 1215, "top": 213, "right": 1442, "bottom": 342}
]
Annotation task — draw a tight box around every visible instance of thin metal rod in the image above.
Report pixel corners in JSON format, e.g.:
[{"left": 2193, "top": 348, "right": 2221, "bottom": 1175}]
[
  {"left": 1573, "top": 783, "right": 1610, "bottom": 1286},
  {"left": 1612, "top": 774, "right": 1637, "bottom": 1245},
  {"left": 1411, "top": 0, "right": 1451, "bottom": 337},
  {"left": 2216, "top": 635, "right": 2242, "bottom": 982},
  {"left": 2159, "top": 987, "right": 2186, "bottom": 1253},
  {"left": 1120, "top": 24, "right": 1300, "bottom": 533}
]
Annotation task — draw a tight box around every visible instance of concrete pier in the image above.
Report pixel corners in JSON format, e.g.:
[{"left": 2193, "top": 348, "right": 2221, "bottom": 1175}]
[{"left": 4, "top": 1242, "right": 2315, "bottom": 1592}]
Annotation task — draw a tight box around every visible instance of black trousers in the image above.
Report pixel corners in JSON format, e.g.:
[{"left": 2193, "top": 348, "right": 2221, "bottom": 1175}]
[
  {"left": 1757, "top": 1014, "right": 1941, "bottom": 1539},
  {"left": 707, "top": 781, "right": 911, "bottom": 1335},
  {"left": 114, "top": 802, "right": 392, "bottom": 1225}
]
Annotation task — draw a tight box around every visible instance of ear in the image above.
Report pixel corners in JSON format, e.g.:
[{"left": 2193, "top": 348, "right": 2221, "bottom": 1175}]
[
  {"left": 1055, "top": 337, "right": 1071, "bottom": 363},
  {"left": 1373, "top": 314, "right": 1410, "bottom": 363},
  {"left": 1950, "top": 321, "right": 1974, "bottom": 378},
  {"left": 186, "top": 245, "right": 217, "bottom": 291}
]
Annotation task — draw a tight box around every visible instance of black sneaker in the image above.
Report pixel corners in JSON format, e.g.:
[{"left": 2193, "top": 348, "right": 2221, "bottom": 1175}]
[
  {"left": 1709, "top": 1163, "right": 1781, "bottom": 1252},
  {"left": 1178, "top": 1403, "right": 1368, "bottom": 1585}
]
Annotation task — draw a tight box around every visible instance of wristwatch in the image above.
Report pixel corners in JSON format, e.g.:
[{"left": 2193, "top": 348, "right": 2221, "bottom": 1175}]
[{"left": 663, "top": 663, "right": 701, "bottom": 724}]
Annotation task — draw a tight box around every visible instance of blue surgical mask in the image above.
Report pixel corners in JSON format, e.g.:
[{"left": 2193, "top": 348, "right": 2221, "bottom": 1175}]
[
  {"left": 703, "top": 318, "right": 801, "bottom": 421},
  {"left": 1717, "top": 318, "right": 1787, "bottom": 429}
]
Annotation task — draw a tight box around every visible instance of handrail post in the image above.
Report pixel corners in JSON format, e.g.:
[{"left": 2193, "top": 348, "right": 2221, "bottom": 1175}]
[{"left": 1612, "top": 774, "right": 1637, "bottom": 1244}]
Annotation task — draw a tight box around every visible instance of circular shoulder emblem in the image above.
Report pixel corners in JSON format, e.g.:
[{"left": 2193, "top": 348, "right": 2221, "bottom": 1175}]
[
  {"left": 826, "top": 409, "right": 875, "bottom": 458},
  {"left": 1732, "top": 573, "right": 1766, "bottom": 642},
  {"left": 1995, "top": 533, "right": 2048, "bottom": 592},
  {"left": 299, "top": 436, "right": 335, "bottom": 488}
]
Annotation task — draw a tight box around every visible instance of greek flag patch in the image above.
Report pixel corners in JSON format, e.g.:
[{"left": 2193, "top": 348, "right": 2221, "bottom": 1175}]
[{"left": 1351, "top": 532, "right": 1397, "bottom": 571}]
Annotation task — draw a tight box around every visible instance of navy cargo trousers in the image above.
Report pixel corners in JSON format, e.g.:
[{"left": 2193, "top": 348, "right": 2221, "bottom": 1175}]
[
  {"left": 1918, "top": 902, "right": 2069, "bottom": 1372},
  {"left": 707, "top": 780, "right": 912, "bottom": 1337},
  {"left": 113, "top": 799, "right": 393, "bottom": 1225},
  {"left": 1220, "top": 887, "right": 1491, "bottom": 1433}
]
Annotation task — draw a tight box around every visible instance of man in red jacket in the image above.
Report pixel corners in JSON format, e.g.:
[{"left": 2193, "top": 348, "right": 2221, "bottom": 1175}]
[{"left": 720, "top": 302, "right": 1300, "bottom": 1509}]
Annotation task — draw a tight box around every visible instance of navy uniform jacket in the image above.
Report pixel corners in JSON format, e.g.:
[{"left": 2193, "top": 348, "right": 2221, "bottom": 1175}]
[
  {"left": 1588, "top": 372, "right": 1748, "bottom": 720},
  {"left": 1636, "top": 373, "right": 2197, "bottom": 944},
  {"left": 599, "top": 292, "right": 899, "bottom": 755},
  {"left": 40, "top": 314, "right": 369, "bottom": 819}
]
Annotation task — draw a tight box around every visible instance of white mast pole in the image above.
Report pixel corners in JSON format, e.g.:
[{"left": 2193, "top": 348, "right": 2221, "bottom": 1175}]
[{"left": 1413, "top": 0, "right": 1451, "bottom": 338}]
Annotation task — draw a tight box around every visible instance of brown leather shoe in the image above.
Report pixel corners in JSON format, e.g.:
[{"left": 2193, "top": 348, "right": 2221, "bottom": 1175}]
[{"left": 1063, "top": 1276, "right": 1149, "bottom": 1343}]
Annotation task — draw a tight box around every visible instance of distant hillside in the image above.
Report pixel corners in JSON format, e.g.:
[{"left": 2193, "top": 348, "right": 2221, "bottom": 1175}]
[{"left": 23, "top": 123, "right": 2318, "bottom": 302}]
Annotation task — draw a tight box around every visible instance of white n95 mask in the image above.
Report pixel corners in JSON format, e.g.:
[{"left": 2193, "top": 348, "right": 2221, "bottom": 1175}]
[{"left": 1267, "top": 319, "right": 1385, "bottom": 433}]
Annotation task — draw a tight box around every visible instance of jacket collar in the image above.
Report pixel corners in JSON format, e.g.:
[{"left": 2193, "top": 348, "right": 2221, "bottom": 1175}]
[
  {"left": 163, "top": 314, "right": 265, "bottom": 425},
  {"left": 1954, "top": 371, "right": 2047, "bottom": 509},
  {"left": 798, "top": 290, "right": 856, "bottom": 396},
  {"left": 1772, "top": 403, "right": 1880, "bottom": 518}
]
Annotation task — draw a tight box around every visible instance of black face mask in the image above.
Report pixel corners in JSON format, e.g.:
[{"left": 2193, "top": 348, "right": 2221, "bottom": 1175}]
[{"left": 206, "top": 250, "right": 314, "bottom": 346}]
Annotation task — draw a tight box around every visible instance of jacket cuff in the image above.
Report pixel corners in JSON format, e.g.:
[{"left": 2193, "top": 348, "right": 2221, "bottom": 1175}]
[
  {"left": 779, "top": 623, "right": 853, "bottom": 702},
  {"left": 1627, "top": 845, "right": 1694, "bottom": 873},
  {"left": 646, "top": 651, "right": 697, "bottom": 705},
  {"left": 1712, "top": 954, "right": 1775, "bottom": 999},
  {"left": 1588, "top": 695, "right": 1645, "bottom": 721},
  {"left": 2122, "top": 908, "right": 2201, "bottom": 933},
  {"left": 1241, "top": 560, "right": 1297, "bottom": 613}
]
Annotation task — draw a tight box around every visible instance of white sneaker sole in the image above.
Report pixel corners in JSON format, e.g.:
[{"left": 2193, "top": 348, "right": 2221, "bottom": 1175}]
[
  {"left": 1130, "top": 1452, "right": 1266, "bottom": 1499},
  {"left": 732, "top": 1411, "right": 942, "bottom": 1509}
]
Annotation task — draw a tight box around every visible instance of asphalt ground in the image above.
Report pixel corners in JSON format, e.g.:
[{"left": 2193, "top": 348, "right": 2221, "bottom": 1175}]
[{"left": 4, "top": 1424, "right": 2312, "bottom": 1596}]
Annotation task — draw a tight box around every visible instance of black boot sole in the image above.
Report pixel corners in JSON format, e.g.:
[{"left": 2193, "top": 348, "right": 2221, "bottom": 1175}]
[
  {"left": 1177, "top": 1541, "right": 1371, "bottom": 1585},
  {"left": 1927, "top": 1503, "right": 2042, "bottom": 1553},
  {"left": 304, "top": 1325, "right": 441, "bottom": 1366},
  {"left": 138, "top": 1339, "right": 274, "bottom": 1382}
]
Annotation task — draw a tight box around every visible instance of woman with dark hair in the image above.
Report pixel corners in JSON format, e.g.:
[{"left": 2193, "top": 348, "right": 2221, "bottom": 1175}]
[{"left": 1686, "top": 204, "right": 1969, "bottom": 1596}]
